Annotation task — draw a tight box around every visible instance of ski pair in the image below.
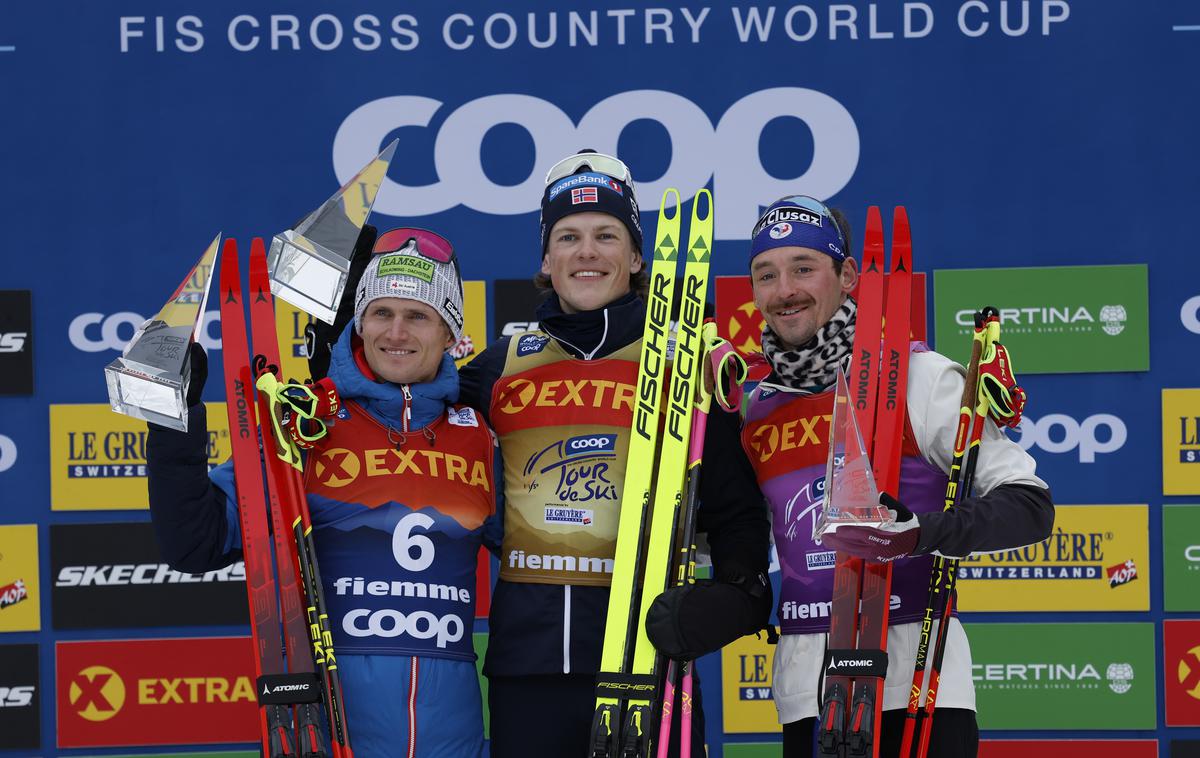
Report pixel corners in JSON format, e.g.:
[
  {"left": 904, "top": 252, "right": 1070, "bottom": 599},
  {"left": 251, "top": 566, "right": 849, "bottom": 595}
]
[
  {"left": 218, "top": 237, "right": 353, "bottom": 758},
  {"left": 590, "top": 189, "right": 717, "bottom": 758},
  {"left": 817, "top": 206, "right": 912, "bottom": 758},
  {"left": 899, "top": 307, "right": 1024, "bottom": 758}
]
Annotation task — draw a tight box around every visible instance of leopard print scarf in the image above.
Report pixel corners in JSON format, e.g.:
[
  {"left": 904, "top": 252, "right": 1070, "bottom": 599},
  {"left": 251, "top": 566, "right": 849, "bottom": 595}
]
[{"left": 760, "top": 297, "right": 857, "bottom": 392}]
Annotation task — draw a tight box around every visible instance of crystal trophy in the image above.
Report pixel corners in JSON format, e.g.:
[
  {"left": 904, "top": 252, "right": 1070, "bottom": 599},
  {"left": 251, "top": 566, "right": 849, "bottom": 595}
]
[
  {"left": 104, "top": 234, "right": 220, "bottom": 431},
  {"left": 268, "top": 140, "right": 398, "bottom": 323},
  {"left": 815, "top": 367, "right": 893, "bottom": 537}
]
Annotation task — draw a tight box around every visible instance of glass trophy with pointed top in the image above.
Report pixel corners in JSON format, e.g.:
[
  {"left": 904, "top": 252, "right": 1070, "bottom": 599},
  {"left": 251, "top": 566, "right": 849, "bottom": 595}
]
[
  {"left": 815, "top": 368, "right": 893, "bottom": 537},
  {"left": 268, "top": 140, "right": 397, "bottom": 324},
  {"left": 104, "top": 234, "right": 220, "bottom": 432}
]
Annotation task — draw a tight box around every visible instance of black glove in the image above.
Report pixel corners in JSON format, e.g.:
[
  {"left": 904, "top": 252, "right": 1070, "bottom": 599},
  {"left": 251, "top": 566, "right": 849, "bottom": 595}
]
[
  {"left": 305, "top": 224, "right": 378, "bottom": 380},
  {"left": 184, "top": 341, "right": 207, "bottom": 408},
  {"left": 645, "top": 572, "right": 771, "bottom": 662}
]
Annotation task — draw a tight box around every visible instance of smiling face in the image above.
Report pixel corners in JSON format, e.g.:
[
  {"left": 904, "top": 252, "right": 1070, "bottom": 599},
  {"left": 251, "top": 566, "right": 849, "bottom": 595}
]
[
  {"left": 358, "top": 297, "right": 455, "bottom": 384},
  {"left": 751, "top": 247, "right": 858, "bottom": 349},
  {"left": 541, "top": 212, "right": 643, "bottom": 314}
]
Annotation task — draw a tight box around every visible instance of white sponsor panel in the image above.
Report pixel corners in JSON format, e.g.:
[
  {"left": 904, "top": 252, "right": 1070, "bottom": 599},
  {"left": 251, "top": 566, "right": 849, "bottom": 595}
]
[
  {"left": 0, "top": 435, "right": 15, "bottom": 473},
  {"left": 68, "top": 311, "right": 222, "bottom": 353}
]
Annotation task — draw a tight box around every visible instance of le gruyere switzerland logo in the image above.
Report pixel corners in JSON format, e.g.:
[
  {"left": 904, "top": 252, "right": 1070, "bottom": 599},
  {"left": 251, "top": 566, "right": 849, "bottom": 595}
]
[{"left": 69, "top": 665, "right": 126, "bottom": 722}]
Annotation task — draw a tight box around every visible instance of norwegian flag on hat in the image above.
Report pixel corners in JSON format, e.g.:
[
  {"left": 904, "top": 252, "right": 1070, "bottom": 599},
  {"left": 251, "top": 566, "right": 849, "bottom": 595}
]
[{"left": 571, "top": 187, "right": 598, "bottom": 205}]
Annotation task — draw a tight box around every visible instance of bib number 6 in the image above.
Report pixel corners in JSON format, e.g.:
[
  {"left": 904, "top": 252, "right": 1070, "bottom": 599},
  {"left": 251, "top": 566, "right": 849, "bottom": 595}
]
[{"left": 392, "top": 512, "right": 435, "bottom": 572}]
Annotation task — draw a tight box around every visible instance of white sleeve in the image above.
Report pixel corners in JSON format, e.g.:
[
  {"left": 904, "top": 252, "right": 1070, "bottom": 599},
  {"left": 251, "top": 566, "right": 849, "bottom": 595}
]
[{"left": 906, "top": 349, "right": 1046, "bottom": 495}]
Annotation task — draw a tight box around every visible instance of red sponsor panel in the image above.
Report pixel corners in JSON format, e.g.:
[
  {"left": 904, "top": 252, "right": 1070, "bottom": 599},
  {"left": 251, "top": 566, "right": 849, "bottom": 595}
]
[
  {"left": 714, "top": 273, "right": 927, "bottom": 384},
  {"left": 56, "top": 637, "right": 259, "bottom": 748},
  {"left": 1165, "top": 619, "right": 1200, "bottom": 726},
  {"left": 980, "top": 739, "right": 1157, "bottom": 758}
]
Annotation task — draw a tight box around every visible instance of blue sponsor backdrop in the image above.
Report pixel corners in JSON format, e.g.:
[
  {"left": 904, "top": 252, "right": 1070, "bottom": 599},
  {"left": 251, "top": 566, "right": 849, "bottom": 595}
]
[{"left": 1, "top": 0, "right": 1198, "bottom": 754}]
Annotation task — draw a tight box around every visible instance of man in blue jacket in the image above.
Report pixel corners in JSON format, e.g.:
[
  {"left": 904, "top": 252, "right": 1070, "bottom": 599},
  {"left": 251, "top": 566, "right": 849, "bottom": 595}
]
[{"left": 147, "top": 228, "right": 499, "bottom": 757}]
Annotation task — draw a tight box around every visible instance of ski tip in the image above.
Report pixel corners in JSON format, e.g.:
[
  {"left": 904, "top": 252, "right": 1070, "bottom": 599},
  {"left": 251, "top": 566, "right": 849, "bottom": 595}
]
[
  {"left": 691, "top": 188, "right": 713, "bottom": 224},
  {"left": 863, "top": 206, "right": 884, "bottom": 272},
  {"left": 658, "top": 187, "right": 682, "bottom": 218},
  {"left": 891, "top": 207, "right": 912, "bottom": 271}
]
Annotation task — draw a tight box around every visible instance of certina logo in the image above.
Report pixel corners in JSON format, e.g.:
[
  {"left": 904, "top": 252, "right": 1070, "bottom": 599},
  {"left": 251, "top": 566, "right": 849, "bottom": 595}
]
[
  {"left": 68, "top": 311, "right": 222, "bottom": 353},
  {"left": 312, "top": 446, "right": 490, "bottom": 491},
  {"left": 496, "top": 377, "right": 635, "bottom": 415},
  {"left": 0, "top": 685, "right": 34, "bottom": 708},
  {"left": 0, "top": 434, "right": 16, "bottom": 473},
  {"left": 56, "top": 562, "right": 245, "bottom": 587},
  {"left": 1187, "top": 544, "right": 1200, "bottom": 566},
  {"left": 0, "top": 332, "right": 26, "bottom": 353},
  {"left": 516, "top": 334, "right": 549, "bottom": 357},
  {"left": 1182, "top": 295, "right": 1200, "bottom": 335},
  {"left": 1012, "top": 412, "right": 1127, "bottom": 463},
  {"left": 334, "top": 88, "right": 859, "bottom": 241},
  {"left": 748, "top": 414, "right": 832, "bottom": 462},
  {"left": 953, "top": 305, "right": 1126, "bottom": 336},
  {"left": 973, "top": 661, "right": 1134, "bottom": 694}
]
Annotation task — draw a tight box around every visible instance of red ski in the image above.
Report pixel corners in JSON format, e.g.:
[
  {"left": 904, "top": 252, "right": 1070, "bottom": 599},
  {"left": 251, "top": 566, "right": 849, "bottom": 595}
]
[{"left": 818, "top": 207, "right": 913, "bottom": 758}]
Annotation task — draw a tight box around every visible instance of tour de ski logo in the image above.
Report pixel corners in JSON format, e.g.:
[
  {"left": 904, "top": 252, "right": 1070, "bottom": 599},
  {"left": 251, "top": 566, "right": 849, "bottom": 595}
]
[
  {"left": 524, "top": 434, "right": 618, "bottom": 518},
  {"left": 0, "top": 579, "right": 28, "bottom": 610},
  {"left": 68, "top": 666, "right": 126, "bottom": 722}
]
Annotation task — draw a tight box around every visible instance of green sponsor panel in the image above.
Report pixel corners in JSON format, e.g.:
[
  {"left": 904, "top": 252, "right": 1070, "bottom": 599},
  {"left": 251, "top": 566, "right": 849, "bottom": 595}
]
[
  {"left": 724, "top": 742, "right": 782, "bottom": 758},
  {"left": 475, "top": 632, "right": 490, "bottom": 739},
  {"left": 967, "top": 622, "right": 1156, "bottom": 729},
  {"left": 933, "top": 265, "right": 1148, "bottom": 373},
  {"left": 1163, "top": 505, "right": 1200, "bottom": 611}
]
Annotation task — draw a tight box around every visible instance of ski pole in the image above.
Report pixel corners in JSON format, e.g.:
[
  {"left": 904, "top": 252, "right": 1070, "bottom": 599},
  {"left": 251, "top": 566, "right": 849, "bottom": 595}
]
[
  {"left": 915, "top": 307, "right": 1022, "bottom": 758},
  {"left": 655, "top": 323, "right": 746, "bottom": 758},
  {"left": 898, "top": 309, "right": 989, "bottom": 758}
]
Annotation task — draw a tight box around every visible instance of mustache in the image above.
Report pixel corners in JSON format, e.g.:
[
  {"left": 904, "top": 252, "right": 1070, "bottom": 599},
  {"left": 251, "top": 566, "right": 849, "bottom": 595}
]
[{"left": 769, "top": 298, "right": 814, "bottom": 312}]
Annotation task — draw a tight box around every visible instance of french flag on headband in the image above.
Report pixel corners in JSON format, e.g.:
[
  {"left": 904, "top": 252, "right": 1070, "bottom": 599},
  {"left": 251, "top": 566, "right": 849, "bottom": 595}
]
[{"left": 571, "top": 187, "right": 598, "bottom": 205}]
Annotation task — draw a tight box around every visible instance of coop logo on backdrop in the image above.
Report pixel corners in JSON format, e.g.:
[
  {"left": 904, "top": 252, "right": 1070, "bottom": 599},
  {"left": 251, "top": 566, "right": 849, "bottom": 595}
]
[
  {"left": 334, "top": 88, "right": 860, "bottom": 241},
  {"left": 1012, "top": 412, "right": 1127, "bottom": 463},
  {"left": 67, "top": 311, "right": 222, "bottom": 353},
  {"left": 1182, "top": 295, "right": 1200, "bottom": 335},
  {"left": 0, "top": 434, "right": 15, "bottom": 473}
]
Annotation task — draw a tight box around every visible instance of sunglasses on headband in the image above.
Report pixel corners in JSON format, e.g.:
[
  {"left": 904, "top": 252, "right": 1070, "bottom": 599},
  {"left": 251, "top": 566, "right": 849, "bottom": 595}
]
[
  {"left": 544, "top": 151, "right": 634, "bottom": 188},
  {"left": 372, "top": 227, "right": 462, "bottom": 294}
]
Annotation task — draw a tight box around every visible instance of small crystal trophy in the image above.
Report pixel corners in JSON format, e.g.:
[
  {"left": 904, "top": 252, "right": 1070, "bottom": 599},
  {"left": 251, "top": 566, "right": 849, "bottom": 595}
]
[
  {"left": 104, "top": 234, "right": 220, "bottom": 431},
  {"left": 268, "top": 140, "right": 398, "bottom": 323},
  {"left": 815, "top": 367, "right": 893, "bottom": 537}
]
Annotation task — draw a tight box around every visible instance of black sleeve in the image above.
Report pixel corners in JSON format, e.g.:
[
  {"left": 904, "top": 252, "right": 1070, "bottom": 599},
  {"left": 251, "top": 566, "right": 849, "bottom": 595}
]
[
  {"left": 458, "top": 338, "right": 510, "bottom": 426},
  {"left": 696, "top": 407, "right": 771, "bottom": 581},
  {"left": 915, "top": 483, "right": 1054, "bottom": 558},
  {"left": 146, "top": 404, "right": 240, "bottom": 573}
]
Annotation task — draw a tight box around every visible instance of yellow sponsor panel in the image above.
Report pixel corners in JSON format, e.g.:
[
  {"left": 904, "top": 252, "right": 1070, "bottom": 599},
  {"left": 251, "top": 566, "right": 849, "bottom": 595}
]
[
  {"left": 0, "top": 524, "right": 40, "bottom": 631},
  {"left": 51, "top": 403, "right": 230, "bottom": 510},
  {"left": 455, "top": 281, "right": 487, "bottom": 369},
  {"left": 721, "top": 632, "right": 778, "bottom": 733},
  {"left": 275, "top": 280, "right": 486, "bottom": 374},
  {"left": 1163, "top": 389, "right": 1200, "bottom": 496},
  {"left": 275, "top": 298, "right": 314, "bottom": 383},
  {"left": 957, "top": 504, "right": 1149, "bottom": 611}
]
